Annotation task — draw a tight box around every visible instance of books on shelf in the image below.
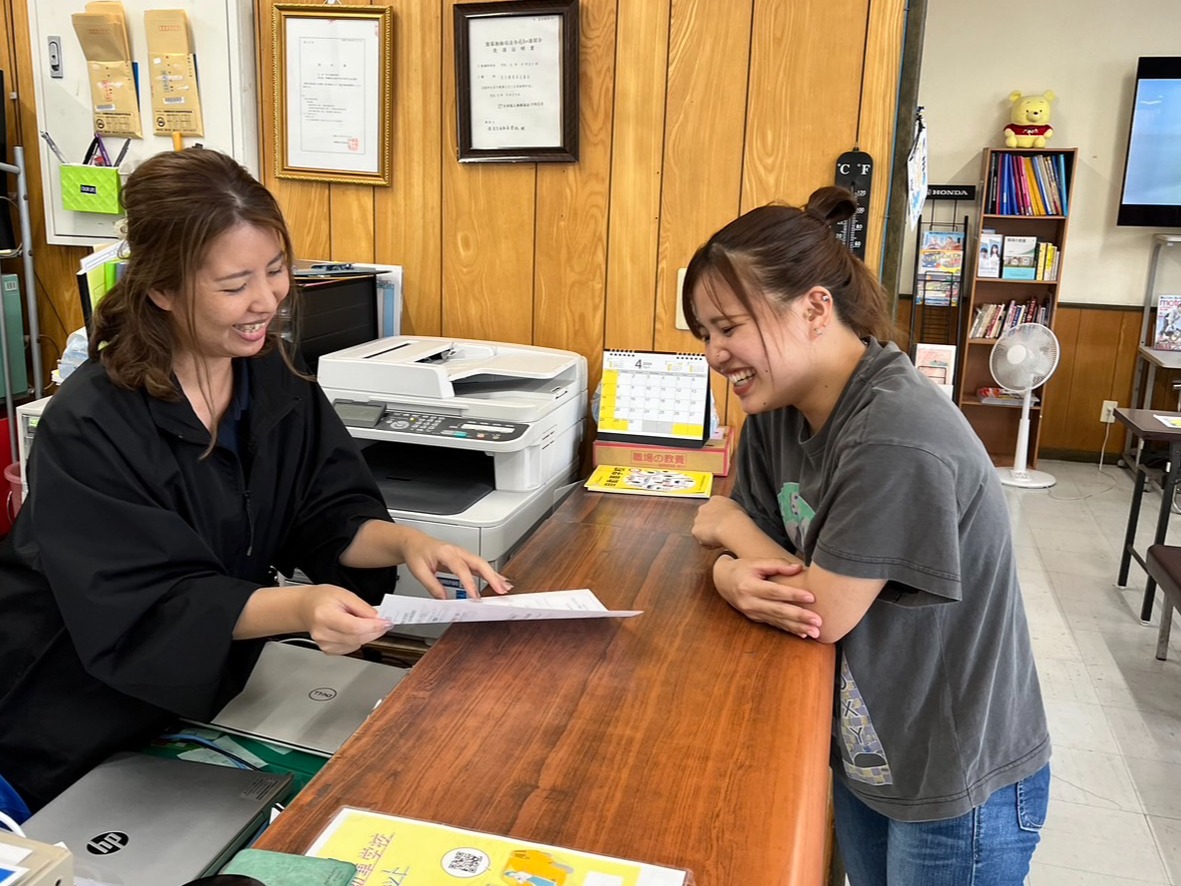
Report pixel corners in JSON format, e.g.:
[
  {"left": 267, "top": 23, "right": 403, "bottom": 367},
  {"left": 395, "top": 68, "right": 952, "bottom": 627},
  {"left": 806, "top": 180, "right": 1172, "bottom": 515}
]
[
  {"left": 1154, "top": 294, "right": 1181, "bottom": 351},
  {"left": 307, "top": 808, "right": 695, "bottom": 886},
  {"left": 977, "top": 386, "right": 1039, "bottom": 407},
  {"left": 969, "top": 300, "right": 1052, "bottom": 339},
  {"left": 986, "top": 151, "right": 1070, "bottom": 216},
  {"left": 1001, "top": 235, "right": 1038, "bottom": 280},
  {"left": 584, "top": 464, "right": 714, "bottom": 498},
  {"left": 978, "top": 232, "right": 1003, "bottom": 278}
]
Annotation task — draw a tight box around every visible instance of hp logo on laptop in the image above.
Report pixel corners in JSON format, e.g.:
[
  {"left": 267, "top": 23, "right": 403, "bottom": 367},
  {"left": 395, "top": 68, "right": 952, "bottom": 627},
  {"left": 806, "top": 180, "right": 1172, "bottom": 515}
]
[
  {"left": 87, "top": 831, "right": 130, "bottom": 854},
  {"left": 309, "top": 687, "right": 337, "bottom": 701}
]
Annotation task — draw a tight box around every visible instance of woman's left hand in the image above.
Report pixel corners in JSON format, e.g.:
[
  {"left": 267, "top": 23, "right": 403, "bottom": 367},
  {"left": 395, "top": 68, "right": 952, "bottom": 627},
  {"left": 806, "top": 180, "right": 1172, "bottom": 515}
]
[{"left": 400, "top": 533, "right": 512, "bottom": 600}]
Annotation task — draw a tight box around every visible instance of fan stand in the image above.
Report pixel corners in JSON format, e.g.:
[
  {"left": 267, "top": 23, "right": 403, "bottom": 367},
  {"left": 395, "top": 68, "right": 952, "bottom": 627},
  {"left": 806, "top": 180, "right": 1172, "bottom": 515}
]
[{"left": 997, "top": 386, "right": 1056, "bottom": 488}]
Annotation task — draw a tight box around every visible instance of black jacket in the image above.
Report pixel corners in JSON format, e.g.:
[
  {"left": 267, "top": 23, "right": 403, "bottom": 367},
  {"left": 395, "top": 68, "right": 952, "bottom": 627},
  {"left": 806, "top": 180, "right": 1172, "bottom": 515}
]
[{"left": 0, "top": 349, "right": 394, "bottom": 809}]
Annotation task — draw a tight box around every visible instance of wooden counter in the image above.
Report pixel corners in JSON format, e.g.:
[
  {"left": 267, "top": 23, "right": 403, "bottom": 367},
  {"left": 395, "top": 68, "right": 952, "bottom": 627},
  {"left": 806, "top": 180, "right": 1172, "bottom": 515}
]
[{"left": 255, "top": 488, "right": 836, "bottom": 884}]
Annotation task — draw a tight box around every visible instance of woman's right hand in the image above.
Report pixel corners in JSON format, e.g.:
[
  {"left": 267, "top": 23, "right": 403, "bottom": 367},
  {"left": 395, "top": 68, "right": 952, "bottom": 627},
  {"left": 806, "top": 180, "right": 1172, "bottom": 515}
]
[
  {"left": 691, "top": 495, "right": 748, "bottom": 548},
  {"left": 297, "top": 584, "right": 393, "bottom": 655},
  {"left": 713, "top": 556, "right": 822, "bottom": 640}
]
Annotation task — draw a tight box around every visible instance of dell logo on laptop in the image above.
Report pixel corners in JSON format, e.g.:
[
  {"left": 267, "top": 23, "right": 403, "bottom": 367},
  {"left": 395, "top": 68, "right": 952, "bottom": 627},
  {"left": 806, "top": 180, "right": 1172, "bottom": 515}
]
[
  {"left": 87, "top": 831, "right": 130, "bottom": 854},
  {"left": 309, "top": 687, "right": 337, "bottom": 701}
]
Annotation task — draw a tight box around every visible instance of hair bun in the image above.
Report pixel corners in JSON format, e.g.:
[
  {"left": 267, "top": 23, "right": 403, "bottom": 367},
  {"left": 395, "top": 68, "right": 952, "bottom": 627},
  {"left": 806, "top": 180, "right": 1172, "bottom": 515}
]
[{"left": 804, "top": 186, "right": 858, "bottom": 225}]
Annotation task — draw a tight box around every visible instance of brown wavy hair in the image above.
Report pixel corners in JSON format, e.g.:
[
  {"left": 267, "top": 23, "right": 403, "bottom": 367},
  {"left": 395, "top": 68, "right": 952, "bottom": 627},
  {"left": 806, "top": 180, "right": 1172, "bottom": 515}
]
[
  {"left": 89, "top": 148, "right": 301, "bottom": 398},
  {"left": 681, "top": 186, "right": 895, "bottom": 343}
]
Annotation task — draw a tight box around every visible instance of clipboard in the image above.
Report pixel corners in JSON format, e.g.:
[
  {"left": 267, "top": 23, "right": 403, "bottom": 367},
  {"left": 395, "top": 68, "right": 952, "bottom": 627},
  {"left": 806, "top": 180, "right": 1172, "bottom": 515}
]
[{"left": 597, "top": 349, "right": 712, "bottom": 449}]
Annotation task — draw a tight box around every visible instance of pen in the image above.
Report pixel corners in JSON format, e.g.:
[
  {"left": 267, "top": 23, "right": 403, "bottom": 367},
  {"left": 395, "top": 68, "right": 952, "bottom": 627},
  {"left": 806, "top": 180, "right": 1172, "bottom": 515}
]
[
  {"left": 113, "top": 139, "right": 131, "bottom": 167},
  {"left": 93, "top": 134, "right": 111, "bottom": 167},
  {"left": 39, "top": 130, "right": 67, "bottom": 165}
]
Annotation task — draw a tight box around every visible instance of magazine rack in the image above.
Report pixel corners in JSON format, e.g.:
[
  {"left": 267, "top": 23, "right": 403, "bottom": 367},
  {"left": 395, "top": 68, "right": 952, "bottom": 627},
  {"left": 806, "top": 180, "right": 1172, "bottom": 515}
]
[{"left": 907, "top": 210, "right": 968, "bottom": 398}]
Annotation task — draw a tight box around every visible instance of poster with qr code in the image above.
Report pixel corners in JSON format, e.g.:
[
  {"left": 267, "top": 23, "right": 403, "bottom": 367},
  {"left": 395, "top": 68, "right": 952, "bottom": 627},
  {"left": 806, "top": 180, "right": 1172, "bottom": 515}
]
[{"left": 307, "top": 807, "right": 692, "bottom": 885}]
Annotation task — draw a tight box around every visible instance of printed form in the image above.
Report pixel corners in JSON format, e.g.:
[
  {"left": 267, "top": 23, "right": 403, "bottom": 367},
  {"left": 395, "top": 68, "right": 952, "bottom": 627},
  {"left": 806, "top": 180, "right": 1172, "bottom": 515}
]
[{"left": 378, "top": 589, "right": 641, "bottom": 625}]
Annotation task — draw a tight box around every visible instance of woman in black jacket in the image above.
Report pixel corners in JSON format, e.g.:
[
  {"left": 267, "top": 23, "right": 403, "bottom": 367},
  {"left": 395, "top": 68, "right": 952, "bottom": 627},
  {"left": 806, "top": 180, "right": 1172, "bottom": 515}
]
[{"left": 0, "top": 149, "right": 509, "bottom": 816}]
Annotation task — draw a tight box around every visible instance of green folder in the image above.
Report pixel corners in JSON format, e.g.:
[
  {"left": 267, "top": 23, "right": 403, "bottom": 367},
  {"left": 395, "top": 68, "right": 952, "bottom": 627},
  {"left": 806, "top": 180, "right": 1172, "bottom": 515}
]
[{"left": 220, "top": 848, "right": 355, "bottom": 886}]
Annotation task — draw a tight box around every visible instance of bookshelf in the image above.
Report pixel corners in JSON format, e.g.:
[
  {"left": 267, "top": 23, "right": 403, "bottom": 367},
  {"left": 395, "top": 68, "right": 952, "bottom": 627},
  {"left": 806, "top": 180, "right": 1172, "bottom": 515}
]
[{"left": 959, "top": 146, "right": 1077, "bottom": 468}]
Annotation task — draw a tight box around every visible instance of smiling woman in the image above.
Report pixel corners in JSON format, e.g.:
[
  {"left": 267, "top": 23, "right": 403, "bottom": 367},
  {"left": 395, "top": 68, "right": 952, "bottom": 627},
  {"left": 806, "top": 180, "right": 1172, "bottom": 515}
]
[
  {"left": 0, "top": 148, "right": 510, "bottom": 819},
  {"left": 680, "top": 187, "right": 1051, "bottom": 885}
]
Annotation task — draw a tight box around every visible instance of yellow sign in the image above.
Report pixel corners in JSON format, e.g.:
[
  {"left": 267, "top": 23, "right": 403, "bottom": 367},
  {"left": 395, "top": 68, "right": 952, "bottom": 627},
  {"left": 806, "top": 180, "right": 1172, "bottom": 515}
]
[{"left": 306, "top": 808, "right": 691, "bottom": 886}]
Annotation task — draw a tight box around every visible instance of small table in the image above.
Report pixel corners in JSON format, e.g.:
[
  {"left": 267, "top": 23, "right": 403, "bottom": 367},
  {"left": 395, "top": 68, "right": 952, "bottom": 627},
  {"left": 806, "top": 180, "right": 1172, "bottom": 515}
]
[{"left": 1115, "top": 407, "right": 1181, "bottom": 621}]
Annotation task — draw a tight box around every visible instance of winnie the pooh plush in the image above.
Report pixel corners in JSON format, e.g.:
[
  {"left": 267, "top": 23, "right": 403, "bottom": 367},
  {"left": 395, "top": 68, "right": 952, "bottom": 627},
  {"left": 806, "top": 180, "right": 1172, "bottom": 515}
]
[{"left": 1004, "top": 90, "right": 1055, "bottom": 147}]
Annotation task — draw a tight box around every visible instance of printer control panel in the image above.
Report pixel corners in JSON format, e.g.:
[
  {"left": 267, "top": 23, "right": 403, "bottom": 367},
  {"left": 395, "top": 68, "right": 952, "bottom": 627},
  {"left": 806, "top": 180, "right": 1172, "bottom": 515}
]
[
  {"left": 334, "top": 401, "right": 528, "bottom": 442},
  {"left": 381, "top": 411, "right": 529, "bottom": 442}
]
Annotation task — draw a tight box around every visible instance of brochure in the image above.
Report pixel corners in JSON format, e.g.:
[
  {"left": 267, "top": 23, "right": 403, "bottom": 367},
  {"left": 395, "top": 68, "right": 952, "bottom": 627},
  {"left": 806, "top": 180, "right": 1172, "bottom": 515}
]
[
  {"left": 306, "top": 807, "right": 694, "bottom": 885},
  {"left": 584, "top": 465, "right": 713, "bottom": 498}
]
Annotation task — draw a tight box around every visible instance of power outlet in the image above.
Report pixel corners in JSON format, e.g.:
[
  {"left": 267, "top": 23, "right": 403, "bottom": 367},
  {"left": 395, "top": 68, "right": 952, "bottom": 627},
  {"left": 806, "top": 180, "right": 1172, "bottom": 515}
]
[
  {"left": 1100, "top": 400, "right": 1118, "bottom": 424},
  {"left": 674, "top": 267, "right": 689, "bottom": 331}
]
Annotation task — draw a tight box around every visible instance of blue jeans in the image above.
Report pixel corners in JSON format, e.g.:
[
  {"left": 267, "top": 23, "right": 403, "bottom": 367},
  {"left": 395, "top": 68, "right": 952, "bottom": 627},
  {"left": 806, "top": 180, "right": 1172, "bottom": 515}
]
[
  {"left": 0, "top": 772, "right": 30, "bottom": 826},
  {"left": 834, "top": 763, "right": 1049, "bottom": 886}
]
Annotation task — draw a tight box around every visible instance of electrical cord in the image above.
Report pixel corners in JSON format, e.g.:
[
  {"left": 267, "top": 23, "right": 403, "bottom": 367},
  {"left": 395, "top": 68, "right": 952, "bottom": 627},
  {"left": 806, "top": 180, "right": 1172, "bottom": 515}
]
[
  {"left": 1047, "top": 422, "right": 1118, "bottom": 501},
  {"left": 0, "top": 809, "right": 25, "bottom": 836}
]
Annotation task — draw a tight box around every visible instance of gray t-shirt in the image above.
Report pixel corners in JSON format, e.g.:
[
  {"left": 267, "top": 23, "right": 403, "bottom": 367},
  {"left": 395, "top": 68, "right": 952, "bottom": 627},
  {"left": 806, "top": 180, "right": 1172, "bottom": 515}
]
[{"left": 732, "top": 338, "right": 1049, "bottom": 822}]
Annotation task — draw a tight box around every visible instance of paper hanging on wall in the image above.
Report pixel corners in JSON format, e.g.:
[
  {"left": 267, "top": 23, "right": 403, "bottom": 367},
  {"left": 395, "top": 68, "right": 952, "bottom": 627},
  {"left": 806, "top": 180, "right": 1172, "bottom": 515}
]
[
  {"left": 72, "top": 4, "right": 143, "bottom": 139},
  {"left": 145, "top": 9, "right": 205, "bottom": 137}
]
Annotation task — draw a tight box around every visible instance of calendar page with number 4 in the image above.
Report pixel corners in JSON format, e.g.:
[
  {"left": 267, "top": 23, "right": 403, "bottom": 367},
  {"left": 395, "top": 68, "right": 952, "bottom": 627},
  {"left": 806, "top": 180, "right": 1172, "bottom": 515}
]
[{"left": 597, "top": 350, "right": 711, "bottom": 449}]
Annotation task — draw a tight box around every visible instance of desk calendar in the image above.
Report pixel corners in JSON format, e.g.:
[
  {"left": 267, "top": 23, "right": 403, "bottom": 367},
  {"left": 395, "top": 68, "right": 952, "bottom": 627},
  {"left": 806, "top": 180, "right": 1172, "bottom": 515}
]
[{"left": 598, "top": 350, "right": 711, "bottom": 448}]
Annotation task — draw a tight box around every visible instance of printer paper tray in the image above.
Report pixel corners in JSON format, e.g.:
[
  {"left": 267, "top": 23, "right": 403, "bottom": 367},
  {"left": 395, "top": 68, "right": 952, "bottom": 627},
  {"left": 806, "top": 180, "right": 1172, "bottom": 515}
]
[{"left": 361, "top": 441, "right": 493, "bottom": 516}]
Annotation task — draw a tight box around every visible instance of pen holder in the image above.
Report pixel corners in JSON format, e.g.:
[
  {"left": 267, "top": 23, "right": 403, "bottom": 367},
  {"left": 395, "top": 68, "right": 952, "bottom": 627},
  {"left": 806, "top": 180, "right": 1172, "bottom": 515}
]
[{"left": 59, "top": 164, "right": 122, "bottom": 215}]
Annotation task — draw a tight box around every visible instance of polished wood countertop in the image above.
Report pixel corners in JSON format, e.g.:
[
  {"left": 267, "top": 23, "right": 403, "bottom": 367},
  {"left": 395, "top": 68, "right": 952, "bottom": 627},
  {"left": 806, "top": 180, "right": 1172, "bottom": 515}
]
[{"left": 255, "top": 487, "right": 836, "bottom": 884}]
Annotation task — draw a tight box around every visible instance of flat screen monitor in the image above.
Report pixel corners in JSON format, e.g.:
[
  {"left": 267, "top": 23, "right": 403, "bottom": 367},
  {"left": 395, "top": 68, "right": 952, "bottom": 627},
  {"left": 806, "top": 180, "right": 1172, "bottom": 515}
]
[
  {"left": 1118, "top": 57, "right": 1181, "bottom": 227},
  {"left": 294, "top": 273, "right": 379, "bottom": 373}
]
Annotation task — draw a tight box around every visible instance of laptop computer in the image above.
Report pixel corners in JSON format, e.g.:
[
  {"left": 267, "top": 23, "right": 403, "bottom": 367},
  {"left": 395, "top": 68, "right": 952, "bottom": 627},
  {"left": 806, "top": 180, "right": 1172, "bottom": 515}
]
[
  {"left": 23, "top": 752, "right": 290, "bottom": 886},
  {"left": 200, "top": 641, "right": 408, "bottom": 757}
]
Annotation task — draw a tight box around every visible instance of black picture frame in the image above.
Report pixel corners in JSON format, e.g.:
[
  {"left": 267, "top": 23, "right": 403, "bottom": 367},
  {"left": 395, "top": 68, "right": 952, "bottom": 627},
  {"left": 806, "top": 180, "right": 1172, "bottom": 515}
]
[{"left": 454, "top": 0, "right": 579, "bottom": 163}]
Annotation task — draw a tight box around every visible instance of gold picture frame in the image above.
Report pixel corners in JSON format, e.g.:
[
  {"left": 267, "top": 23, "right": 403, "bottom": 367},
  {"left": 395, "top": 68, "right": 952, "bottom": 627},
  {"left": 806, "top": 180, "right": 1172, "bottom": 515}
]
[{"left": 273, "top": 4, "right": 392, "bottom": 185}]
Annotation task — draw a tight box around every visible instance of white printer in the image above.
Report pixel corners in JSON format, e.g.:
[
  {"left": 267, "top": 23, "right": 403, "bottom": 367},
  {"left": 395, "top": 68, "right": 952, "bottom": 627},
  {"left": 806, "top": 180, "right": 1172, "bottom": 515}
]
[{"left": 317, "top": 336, "right": 587, "bottom": 633}]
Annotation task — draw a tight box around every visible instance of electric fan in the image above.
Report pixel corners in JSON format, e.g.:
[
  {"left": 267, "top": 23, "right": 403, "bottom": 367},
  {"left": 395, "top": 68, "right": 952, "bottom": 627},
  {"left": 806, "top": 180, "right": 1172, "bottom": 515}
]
[{"left": 988, "top": 322, "right": 1061, "bottom": 488}]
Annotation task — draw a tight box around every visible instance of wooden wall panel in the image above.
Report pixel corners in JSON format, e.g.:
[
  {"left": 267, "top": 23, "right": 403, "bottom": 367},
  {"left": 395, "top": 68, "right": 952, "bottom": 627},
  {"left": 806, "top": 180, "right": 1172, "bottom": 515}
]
[
  {"left": 375, "top": 0, "right": 443, "bottom": 336},
  {"left": 602, "top": 1, "right": 670, "bottom": 354},
  {"left": 742, "top": 0, "right": 865, "bottom": 210},
  {"left": 655, "top": 0, "right": 754, "bottom": 428},
  {"left": 440, "top": 0, "right": 535, "bottom": 345},
  {"left": 860, "top": 0, "right": 907, "bottom": 274},
  {"left": 533, "top": 0, "right": 615, "bottom": 364},
  {"left": 1040, "top": 304, "right": 1141, "bottom": 459}
]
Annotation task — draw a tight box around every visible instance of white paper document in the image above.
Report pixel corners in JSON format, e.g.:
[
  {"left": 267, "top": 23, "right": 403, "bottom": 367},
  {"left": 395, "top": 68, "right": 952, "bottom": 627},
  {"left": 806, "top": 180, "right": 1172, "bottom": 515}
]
[{"left": 379, "top": 588, "right": 641, "bottom": 625}]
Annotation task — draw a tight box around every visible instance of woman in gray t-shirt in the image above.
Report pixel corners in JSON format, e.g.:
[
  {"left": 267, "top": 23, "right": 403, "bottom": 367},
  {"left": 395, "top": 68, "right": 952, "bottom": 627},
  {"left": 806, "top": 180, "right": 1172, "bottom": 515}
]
[{"left": 681, "top": 187, "right": 1050, "bottom": 885}]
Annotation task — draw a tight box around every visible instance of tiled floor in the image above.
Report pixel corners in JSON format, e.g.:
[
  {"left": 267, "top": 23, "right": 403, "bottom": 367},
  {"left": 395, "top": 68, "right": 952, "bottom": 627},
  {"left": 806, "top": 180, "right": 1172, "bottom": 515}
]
[{"left": 1012, "top": 459, "right": 1181, "bottom": 884}]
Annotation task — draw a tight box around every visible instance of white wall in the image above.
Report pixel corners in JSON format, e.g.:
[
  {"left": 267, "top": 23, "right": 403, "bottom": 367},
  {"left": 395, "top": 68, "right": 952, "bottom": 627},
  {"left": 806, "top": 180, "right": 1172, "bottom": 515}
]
[{"left": 917, "top": 0, "right": 1181, "bottom": 307}]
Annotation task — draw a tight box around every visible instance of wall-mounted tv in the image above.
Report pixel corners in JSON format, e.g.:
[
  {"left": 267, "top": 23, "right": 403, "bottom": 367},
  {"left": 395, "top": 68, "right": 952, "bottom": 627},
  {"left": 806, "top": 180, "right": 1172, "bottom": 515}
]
[{"left": 1118, "top": 57, "right": 1181, "bottom": 227}]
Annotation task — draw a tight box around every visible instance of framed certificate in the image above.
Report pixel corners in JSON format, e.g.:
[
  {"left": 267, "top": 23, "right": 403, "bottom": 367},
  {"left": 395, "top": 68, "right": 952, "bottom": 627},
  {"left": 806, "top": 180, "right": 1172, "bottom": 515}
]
[
  {"left": 273, "top": 4, "right": 393, "bottom": 185},
  {"left": 454, "top": 0, "right": 579, "bottom": 163}
]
